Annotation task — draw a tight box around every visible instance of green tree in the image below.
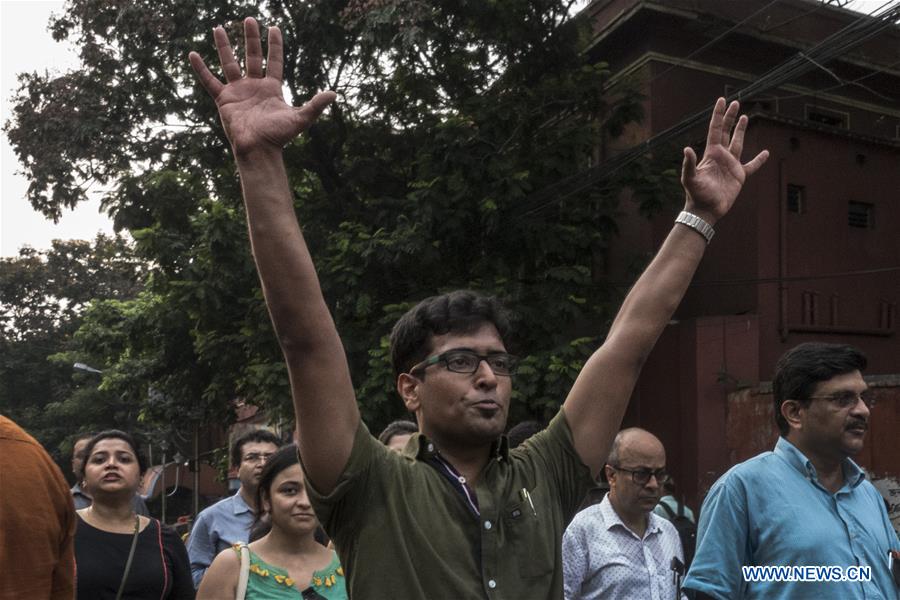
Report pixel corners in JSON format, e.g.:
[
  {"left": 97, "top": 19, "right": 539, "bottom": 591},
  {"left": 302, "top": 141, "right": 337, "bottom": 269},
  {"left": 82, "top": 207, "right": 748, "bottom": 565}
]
[
  {"left": 5, "top": 0, "right": 680, "bottom": 436},
  {"left": 0, "top": 235, "right": 144, "bottom": 462}
]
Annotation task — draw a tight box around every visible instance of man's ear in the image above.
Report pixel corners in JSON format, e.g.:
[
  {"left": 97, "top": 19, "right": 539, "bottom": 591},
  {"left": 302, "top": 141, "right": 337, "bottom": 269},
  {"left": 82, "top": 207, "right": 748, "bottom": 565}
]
[
  {"left": 780, "top": 400, "right": 805, "bottom": 433},
  {"left": 397, "top": 373, "right": 422, "bottom": 412},
  {"left": 604, "top": 464, "right": 616, "bottom": 487}
]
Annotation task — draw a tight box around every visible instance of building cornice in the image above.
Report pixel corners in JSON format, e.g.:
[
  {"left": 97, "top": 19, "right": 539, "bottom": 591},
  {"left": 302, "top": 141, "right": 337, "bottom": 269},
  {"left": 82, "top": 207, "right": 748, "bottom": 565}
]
[{"left": 607, "top": 51, "right": 900, "bottom": 120}]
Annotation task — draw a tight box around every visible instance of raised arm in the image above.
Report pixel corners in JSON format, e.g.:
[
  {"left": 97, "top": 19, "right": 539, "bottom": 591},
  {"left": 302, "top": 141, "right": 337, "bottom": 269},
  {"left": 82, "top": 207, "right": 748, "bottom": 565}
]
[
  {"left": 563, "top": 98, "right": 768, "bottom": 477},
  {"left": 188, "top": 18, "right": 356, "bottom": 493}
]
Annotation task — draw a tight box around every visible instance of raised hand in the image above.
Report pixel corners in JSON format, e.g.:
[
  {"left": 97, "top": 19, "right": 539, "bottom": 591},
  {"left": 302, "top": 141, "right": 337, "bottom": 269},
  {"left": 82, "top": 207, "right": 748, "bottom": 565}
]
[
  {"left": 681, "top": 98, "right": 769, "bottom": 224},
  {"left": 188, "top": 17, "right": 336, "bottom": 157}
]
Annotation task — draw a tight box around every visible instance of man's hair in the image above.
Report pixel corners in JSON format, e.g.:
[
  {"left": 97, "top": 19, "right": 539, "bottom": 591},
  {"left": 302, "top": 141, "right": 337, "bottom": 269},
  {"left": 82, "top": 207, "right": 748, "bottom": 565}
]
[
  {"left": 772, "top": 343, "right": 867, "bottom": 436},
  {"left": 389, "top": 290, "right": 512, "bottom": 379},
  {"left": 377, "top": 420, "right": 418, "bottom": 445},
  {"left": 72, "top": 431, "right": 97, "bottom": 479},
  {"left": 81, "top": 430, "right": 148, "bottom": 476},
  {"left": 231, "top": 428, "right": 282, "bottom": 468},
  {"left": 507, "top": 420, "right": 542, "bottom": 449}
]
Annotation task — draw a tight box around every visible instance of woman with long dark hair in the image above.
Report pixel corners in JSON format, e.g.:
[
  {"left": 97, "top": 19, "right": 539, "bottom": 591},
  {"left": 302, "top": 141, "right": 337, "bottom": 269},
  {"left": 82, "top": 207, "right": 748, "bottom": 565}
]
[
  {"left": 197, "top": 444, "right": 346, "bottom": 599},
  {"left": 74, "top": 430, "right": 194, "bottom": 599}
]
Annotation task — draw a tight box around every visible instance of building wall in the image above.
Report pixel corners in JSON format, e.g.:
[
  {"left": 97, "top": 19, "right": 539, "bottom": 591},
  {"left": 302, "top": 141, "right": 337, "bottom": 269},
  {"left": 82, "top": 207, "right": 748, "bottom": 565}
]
[{"left": 588, "top": 0, "right": 900, "bottom": 514}]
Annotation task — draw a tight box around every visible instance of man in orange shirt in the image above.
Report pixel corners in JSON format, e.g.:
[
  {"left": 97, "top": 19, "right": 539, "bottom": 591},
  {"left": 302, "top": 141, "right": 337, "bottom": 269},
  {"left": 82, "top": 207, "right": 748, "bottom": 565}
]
[{"left": 0, "top": 415, "right": 76, "bottom": 599}]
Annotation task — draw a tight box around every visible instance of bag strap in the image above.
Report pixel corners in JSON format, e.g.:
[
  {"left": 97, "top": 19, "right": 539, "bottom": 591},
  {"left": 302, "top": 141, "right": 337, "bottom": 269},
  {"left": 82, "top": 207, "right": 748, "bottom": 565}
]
[
  {"left": 658, "top": 499, "right": 677, "bottom": 520},
  {"left": 236, "top": 543, "right": 250, "bottom": 600},
  {"left": 115, "top": 515, "right": 141, "bottom": 600}
]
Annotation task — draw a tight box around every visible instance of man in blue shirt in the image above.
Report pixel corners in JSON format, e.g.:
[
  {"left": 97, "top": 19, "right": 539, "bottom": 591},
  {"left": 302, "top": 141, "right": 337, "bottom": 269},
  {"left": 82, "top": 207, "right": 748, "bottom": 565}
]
[
  {"left": 186, "top": 428, "right": 280, "bottom": 587},
  {"left": 684, "top": 343, "right": 900, "bottom": 599}
]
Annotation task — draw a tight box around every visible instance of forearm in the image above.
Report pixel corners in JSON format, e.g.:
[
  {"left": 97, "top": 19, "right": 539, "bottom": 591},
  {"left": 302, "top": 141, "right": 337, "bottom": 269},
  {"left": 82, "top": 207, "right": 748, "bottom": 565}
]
[
  {"left": 235, "top": 148, "right": 341, "bottom": 357},
  {"left": 564, "top": 212, "right": 709, "bottom": 475},
  {"left": 606, "top": 217, "right": 707, "bottom": 353},
  {"left": 234, "top": 147, "right": 358, "bottom": 491}
]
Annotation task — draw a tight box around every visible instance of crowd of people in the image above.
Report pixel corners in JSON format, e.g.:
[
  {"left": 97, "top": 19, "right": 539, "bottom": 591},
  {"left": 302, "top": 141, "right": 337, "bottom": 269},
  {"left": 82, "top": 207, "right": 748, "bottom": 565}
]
[{"left": 2, "top": 14, "right": 897, "bottom": 600}]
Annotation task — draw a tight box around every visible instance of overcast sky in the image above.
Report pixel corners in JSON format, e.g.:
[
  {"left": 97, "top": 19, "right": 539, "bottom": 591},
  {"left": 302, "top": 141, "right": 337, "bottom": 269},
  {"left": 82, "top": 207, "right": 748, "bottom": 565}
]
[
  {"left": 1, "top": 0, "right": 895, "bottom": 258},
  {"left": 1, "top": 0, "right": 116, "bottom": 257}
]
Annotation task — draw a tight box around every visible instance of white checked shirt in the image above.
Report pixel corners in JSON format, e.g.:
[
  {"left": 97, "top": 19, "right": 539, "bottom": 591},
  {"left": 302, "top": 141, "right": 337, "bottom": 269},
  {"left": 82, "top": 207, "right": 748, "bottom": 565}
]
[{"left": 562, "top": 495, "right": 685, "bottom": 600}]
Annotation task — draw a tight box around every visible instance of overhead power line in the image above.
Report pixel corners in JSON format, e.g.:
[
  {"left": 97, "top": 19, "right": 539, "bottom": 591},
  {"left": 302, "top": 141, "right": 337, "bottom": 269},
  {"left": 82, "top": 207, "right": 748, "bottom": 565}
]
[{"left": 514, "top": 2, "right": 900, "bottom": 220}]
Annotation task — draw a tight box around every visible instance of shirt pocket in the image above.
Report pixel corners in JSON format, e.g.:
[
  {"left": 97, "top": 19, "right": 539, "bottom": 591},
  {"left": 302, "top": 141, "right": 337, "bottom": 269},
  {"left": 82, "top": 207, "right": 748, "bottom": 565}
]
[{"left": 502, "top": 496, "right": 555, "bottom": 580}]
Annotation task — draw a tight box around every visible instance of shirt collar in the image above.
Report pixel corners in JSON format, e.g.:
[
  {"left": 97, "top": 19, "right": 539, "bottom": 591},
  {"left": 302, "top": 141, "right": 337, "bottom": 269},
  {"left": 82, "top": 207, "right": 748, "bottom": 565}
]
[
  {"left": 599, "top": 494, "right": 662, "bottom": 537},
  {"left": 406, "top": 433, "right": 510, "bottom": 462},
  {"left": 231, "top": 489, "right": 254, "bottom": 515},
  {"left": 774, "top": 436, "right": 865, "bottom": 489}
]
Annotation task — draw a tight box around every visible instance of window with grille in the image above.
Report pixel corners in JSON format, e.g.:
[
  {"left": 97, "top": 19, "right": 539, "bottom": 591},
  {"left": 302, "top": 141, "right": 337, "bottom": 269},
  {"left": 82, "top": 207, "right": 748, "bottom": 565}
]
[{"left": 848, "top": 201, "right": 873, "bottom": 228}]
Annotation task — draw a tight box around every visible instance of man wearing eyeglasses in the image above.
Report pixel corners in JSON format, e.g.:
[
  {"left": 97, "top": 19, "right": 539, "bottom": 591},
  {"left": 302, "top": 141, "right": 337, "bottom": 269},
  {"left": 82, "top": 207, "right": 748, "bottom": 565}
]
[
  {"left": 684, "top": 343, "right": 900, "bottom": 600},
  {"left": 186, "top": 428, "right": 280, "bottom": 587},
  {"left": 562, "top": 428, "right": 684, "bottom": 599},
  {"left": 188, "top": 17, "right": 769, "bottom": 599}
]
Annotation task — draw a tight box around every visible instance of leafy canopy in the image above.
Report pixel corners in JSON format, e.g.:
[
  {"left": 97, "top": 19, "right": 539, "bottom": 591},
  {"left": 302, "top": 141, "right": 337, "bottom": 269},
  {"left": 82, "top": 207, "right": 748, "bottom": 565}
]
[{"left": 5, "top": 0, "right": 680, "bottom": 441}]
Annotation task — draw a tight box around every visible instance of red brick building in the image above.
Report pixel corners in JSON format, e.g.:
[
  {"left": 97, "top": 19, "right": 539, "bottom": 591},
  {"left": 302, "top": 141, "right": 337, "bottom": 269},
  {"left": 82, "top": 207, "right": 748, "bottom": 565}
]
[{"left": 584, "top": 0, "right": 900, "bottom": 521}]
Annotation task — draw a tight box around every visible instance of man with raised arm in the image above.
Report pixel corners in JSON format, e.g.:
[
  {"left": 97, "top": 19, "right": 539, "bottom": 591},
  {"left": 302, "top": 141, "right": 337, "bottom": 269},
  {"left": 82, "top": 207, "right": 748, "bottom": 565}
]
[{"left": 189, "top": 17, "right": 768, "bottom": 599}]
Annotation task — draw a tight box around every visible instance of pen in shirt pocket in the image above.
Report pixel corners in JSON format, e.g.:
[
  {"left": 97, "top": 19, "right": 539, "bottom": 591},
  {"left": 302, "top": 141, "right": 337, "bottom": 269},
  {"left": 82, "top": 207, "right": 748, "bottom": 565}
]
[{"left": 519, "top": 488, "right": 537, "bottom": 517}]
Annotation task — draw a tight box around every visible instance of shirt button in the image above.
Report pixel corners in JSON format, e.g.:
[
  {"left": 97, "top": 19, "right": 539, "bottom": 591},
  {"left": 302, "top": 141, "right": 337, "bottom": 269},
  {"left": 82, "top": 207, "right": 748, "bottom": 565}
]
[
  {"left": 484, "top": 520, "right": 492, "bottom": 530},
  {"left": 488, "top": 579, "right": 497, "bottom": 589},
  {"left": 427, "top": 443, "right": 434, "bottom": 452}
]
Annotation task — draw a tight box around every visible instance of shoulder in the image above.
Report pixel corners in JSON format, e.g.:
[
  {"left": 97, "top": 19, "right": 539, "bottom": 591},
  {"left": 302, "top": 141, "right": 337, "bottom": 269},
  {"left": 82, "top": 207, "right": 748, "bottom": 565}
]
[
  {"left": 0, "top": 415, "right": 37, "bottom": 445},
  {"left": 198, "top": 544, "right": 241, "bottom": 594},
  {"left": 195, "top": 496, "right": 232, "bottom": 521},
  {"left": 713, "top": 451, "right": 780, "bottom": 490},
  {"left": 566, "top": 503, "right": 606, "bottom": 533},
  {"left": 205, "top": 543, "right": 242, "bottom": 577},
  {"left": 0, "top": 417, "right": 69, "bottom": 486},
  {"left": 856, "top": 479, "right": 890, "bottom": 506}
]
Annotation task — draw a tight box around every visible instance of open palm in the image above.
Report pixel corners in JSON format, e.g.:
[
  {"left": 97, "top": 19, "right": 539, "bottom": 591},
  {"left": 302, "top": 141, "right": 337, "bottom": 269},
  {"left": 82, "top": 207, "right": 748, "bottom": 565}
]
[
  {"left": 188, "top": 18, "right": 335, "bottom": 156},
  {"left": 681, "top": 98, "right": 769, "bottom": 223}
]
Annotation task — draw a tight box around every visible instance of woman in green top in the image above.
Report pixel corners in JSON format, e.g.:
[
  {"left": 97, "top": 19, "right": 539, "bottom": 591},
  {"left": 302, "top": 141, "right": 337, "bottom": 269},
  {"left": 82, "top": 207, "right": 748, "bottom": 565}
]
[{"left": 197, "top": 444, "right": 347, "bottom": 599}]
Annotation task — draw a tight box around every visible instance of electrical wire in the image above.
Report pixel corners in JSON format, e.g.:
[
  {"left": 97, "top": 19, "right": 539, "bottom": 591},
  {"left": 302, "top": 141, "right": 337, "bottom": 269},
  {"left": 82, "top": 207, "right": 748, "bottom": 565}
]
[
  {"left": 514, "top": 2, "right": 900, "bottom": 220},
  {"left": 648, "top": 0, "right": 783, "bottom": 87}
]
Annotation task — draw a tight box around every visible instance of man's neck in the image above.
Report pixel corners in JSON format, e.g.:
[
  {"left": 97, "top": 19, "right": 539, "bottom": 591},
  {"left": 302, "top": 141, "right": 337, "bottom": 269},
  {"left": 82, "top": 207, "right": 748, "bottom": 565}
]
[
  {"left": 785, "top": 436, "right": 845, "bottom": 493},
  {"left": 238, "top": 485, "right": 257, "bottom": 511},
  {"left": 608, "top": 492, "right": 650, "bottom": 538}
]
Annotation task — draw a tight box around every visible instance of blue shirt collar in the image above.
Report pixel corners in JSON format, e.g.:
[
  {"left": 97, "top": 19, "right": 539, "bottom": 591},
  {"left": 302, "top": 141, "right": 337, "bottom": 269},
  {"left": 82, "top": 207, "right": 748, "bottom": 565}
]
[
  {"left": 773, "top": 436, "right": 865, "bottom": 489},
  {"left": 231, "top": 489, "right": 254, "bottom": 515}
]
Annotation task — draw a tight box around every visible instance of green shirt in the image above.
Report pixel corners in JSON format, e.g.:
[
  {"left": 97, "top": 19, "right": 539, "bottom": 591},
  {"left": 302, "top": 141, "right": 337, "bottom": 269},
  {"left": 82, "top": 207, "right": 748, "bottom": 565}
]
[
  {"left": 231, "top": 545, "right": 347, "bottom": 599},
  {"left": 303, "top": 409, "right": 592, "bottom": 599}
]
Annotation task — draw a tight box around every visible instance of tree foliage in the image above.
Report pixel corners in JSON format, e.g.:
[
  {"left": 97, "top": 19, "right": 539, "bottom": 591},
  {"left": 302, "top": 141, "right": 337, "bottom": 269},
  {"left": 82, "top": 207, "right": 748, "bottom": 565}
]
[
  {"left": 5, "top": 0, "right": 681, "bottom": 440},
  {"left": 0, "top": 235, "right": 143, "bottom": 461}
]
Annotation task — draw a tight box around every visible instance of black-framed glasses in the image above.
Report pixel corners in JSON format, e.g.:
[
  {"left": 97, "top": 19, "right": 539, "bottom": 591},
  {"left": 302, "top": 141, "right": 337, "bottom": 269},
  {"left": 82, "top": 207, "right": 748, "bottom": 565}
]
[
  {"left": 242, "top": 452, "right": 274, "bottom": 464},
  {"left": 807, "top": 390, "right": 876, "bottom": 409},
  {"left": 610, "top": 465, "right": 669, "bottom": 486},
  {"left": 410, "top": 349, "right": 518, "bottom": 377}
]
